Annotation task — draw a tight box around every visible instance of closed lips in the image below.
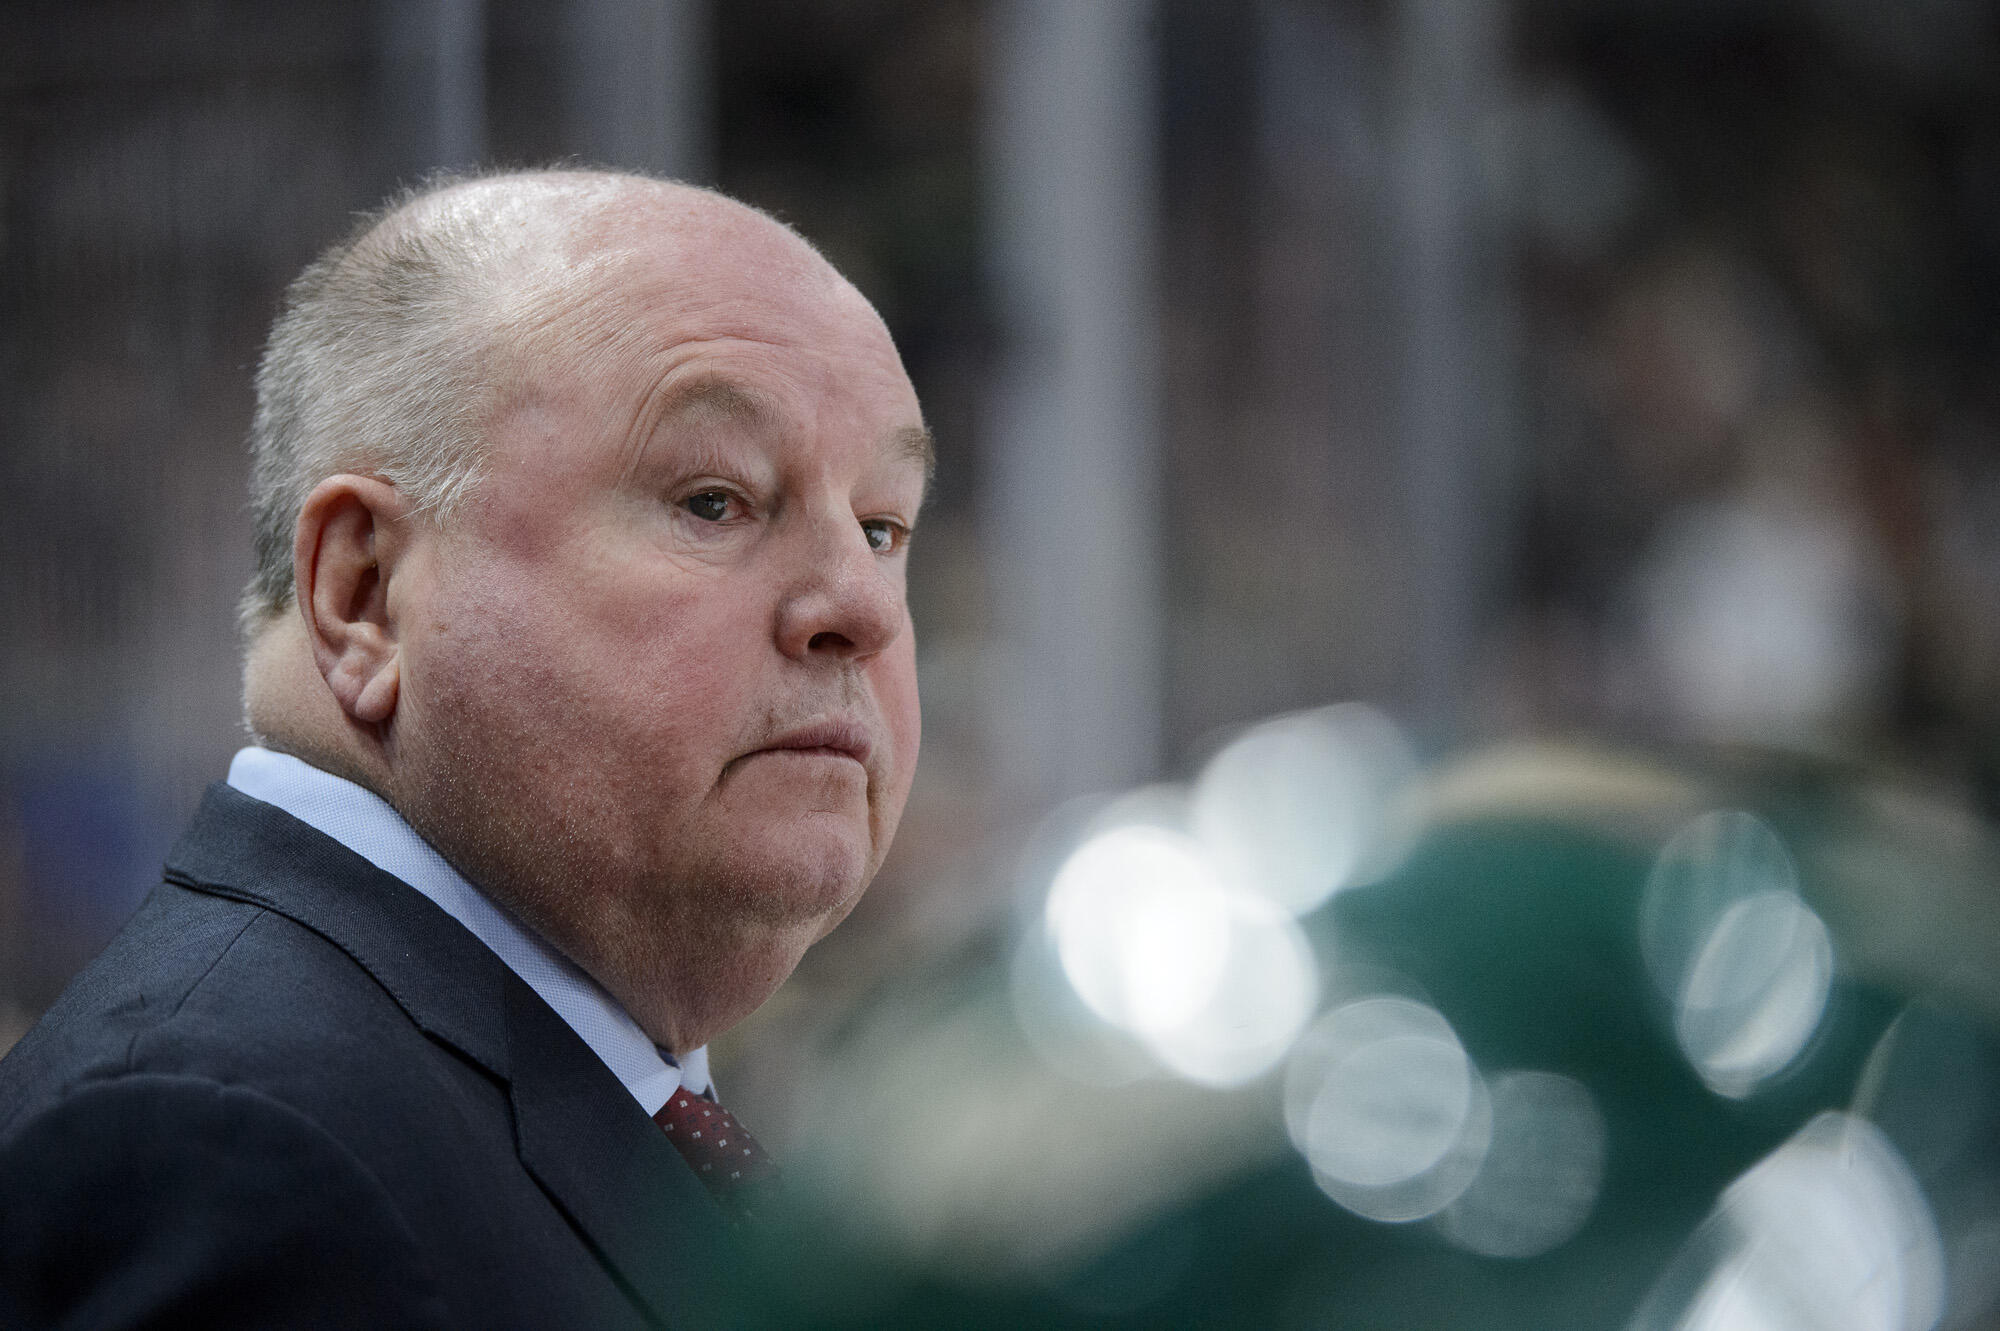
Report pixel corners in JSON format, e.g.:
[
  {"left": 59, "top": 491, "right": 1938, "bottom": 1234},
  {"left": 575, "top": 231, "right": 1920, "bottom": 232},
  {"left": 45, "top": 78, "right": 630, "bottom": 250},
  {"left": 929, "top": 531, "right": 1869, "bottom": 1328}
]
[{"left": 758, "top": 721, "right": 871, "bottom": 764}]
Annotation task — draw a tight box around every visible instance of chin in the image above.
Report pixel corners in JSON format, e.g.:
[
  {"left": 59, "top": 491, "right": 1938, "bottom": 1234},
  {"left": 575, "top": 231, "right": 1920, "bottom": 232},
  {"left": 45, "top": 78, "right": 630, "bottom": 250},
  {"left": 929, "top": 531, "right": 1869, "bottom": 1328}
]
[
  {"left": 703, "top": 816, "right": 874, "bottom": 929},
  {"left": 770, "top": 838, "right": 874, "bottom": 925}
]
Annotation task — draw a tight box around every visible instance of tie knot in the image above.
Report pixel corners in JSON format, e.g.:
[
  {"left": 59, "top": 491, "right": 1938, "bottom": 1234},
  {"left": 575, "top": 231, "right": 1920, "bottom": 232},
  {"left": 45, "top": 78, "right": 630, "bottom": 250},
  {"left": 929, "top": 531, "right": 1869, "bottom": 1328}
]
[{"left": 653, "top": 1090, "right": 778, "bottom": 1204}]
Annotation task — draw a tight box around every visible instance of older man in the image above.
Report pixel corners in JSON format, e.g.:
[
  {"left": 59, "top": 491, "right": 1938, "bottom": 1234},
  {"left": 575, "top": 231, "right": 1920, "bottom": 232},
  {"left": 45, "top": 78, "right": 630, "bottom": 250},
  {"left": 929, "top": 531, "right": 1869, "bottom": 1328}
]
[{"left": 0, "top": 169, "right": 928, "bottom": 1328}]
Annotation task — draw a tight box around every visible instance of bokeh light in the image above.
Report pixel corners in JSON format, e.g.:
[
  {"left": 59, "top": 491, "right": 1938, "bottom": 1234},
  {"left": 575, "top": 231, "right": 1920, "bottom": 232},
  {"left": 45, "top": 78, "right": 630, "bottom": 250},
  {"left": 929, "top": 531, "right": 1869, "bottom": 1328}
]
[
  {"left": 1190, "top": 704, "right": 1419, "bottom": 916},
  {"left": 1146, "top": 890, "right": 1318, "bottom": 1087},
  {"left": 1042, "top": 824, "right": 1318, "bottom": 1087},
  {"left": 1007, "top": 921, "right": 1161, "bottom": 1090},
  {"left": 1637, "top": 495, "right": 1896, "bottom": 746},
  {"left": 1641, "top": 811, "right": 1798, "bottom": 992},
  {"left": 1433, "top": 1070, "right": 1607, "bottom": 1260},
  {"left": 1642, "top": 811, "right": 1834, "bottom": 1097},
  {"left": 1675, "top": 890, "right": 1833, "bottom": 1099},
  {"left": 1285, "top": 997, "right": 1492, "bottom": 1222},
  {"left": 1046, "top": 826, "right": 1232, "bottom": 1039},
  {"left": 1629, "top": 1112, "right": 1944, "bottom": 1331}
]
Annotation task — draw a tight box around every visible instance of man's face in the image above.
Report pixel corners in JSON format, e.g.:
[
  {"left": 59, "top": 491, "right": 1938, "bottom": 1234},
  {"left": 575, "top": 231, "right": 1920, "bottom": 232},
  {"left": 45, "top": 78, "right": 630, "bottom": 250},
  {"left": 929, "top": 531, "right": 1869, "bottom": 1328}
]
[{"left": 388, "top": 196, "right": 927, "bottom": 1047}]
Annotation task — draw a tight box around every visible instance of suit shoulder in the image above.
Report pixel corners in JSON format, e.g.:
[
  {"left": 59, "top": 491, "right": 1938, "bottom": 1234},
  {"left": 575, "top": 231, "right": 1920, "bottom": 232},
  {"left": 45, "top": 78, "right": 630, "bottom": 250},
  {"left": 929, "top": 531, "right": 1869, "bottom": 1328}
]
[
  {"left": 0, "top": 882, "right": 472, "bottom": 1135},
  {"left": 0, "top": 884, "right": 262, "bottom": 1125},
  {"left": 0, "top": 1073, "right": 449, "bottom": 1329}
]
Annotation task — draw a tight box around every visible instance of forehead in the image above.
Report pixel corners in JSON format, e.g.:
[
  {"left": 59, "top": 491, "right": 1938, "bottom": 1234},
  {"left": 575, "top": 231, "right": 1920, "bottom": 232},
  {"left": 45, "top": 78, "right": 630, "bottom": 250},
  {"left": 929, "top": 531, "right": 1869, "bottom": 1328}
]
[
  {"left": 478, "top": 185, "right": 928, "bottom": 483},
  {"left": 524, "top": 189, "right": 871, "bottom": 352},
  {"left": 529, "top": 196, "right": 911, "bottom": 393}
]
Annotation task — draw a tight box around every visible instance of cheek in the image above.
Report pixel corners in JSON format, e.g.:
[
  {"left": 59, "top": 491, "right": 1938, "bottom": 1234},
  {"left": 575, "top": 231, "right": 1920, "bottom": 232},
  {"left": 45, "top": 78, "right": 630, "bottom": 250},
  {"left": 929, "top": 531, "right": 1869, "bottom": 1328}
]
[
  {"left": 423, "top": 550, "right": 746, "bottom": 750},
  {"left": 544, "top": 603, "right": 752, "bottom": 750},
  {"left": 878, "top": 636, "right": 923, "bottom": 784}
]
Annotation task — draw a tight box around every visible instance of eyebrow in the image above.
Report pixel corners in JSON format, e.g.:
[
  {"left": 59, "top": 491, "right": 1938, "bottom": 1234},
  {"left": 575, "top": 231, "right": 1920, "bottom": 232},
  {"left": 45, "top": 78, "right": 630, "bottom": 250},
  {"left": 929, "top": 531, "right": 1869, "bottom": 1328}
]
[
  {"left": 656, "top": 377, "right": 769, "bottom": 427},
  {"left": 657, "top": 375, "right": 937, "bottom": 484},
  {"left": 894, "top": 424, "right": 938, "bottom": 484}
]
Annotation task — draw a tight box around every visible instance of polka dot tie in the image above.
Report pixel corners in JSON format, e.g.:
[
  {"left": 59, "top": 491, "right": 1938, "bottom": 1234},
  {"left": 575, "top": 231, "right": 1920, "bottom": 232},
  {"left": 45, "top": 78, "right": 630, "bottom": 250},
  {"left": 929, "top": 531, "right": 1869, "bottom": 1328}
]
[{"left": 652, "top": 1089, "right": 778, "bottom": 1207}]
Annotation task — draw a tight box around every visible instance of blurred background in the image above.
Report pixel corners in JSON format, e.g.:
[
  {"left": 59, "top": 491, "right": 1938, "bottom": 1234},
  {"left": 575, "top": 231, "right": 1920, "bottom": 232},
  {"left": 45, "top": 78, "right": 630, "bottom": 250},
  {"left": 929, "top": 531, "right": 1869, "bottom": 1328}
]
[{"left": 6, "top": 1, "right": 2000, "bottom": 1326}]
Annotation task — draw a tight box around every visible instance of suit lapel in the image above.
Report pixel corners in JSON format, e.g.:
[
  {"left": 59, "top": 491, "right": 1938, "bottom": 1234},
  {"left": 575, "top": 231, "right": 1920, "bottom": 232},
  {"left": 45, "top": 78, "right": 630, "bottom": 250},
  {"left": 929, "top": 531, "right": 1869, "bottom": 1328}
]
[
  {"left": 503, "top": 980, "right": 735, "bottom": 1326},
  {"left": 163, "top": 784, "right": 735, "bottom": 1327}
]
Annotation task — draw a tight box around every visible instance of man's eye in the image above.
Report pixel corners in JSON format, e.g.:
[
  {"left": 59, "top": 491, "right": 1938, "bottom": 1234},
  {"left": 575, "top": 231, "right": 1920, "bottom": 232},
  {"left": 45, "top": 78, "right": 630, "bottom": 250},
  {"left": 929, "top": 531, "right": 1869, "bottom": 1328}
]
[
  {"left": 860, "top": 519, "right": 906, "bottom": 554},
  {"left": 683, "top": 491, "right": 733, "bottom": 522}
]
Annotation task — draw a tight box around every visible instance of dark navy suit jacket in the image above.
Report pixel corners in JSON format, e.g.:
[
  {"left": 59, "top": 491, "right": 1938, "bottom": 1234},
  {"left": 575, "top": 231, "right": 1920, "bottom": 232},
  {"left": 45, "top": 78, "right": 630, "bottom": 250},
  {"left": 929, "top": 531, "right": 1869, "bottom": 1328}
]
[{"left": 0, "top": 784, "right": 736, "bottom": 1328}]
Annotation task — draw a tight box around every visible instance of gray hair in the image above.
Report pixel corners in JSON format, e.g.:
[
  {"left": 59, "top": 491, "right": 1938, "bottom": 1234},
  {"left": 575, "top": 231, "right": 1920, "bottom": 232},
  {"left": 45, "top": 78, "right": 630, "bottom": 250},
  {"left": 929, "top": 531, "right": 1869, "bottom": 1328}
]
[
  {"left": 242, "top": 167, "right": 673, "bottom": 629},
  {"left": 242, "top": 174, "right": 500, "bottom": 628}
]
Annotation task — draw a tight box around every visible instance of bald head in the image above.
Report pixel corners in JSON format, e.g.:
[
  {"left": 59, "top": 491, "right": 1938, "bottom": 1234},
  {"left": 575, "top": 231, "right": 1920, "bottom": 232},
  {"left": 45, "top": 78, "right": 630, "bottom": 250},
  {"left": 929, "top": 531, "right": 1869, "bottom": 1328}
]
[{"left": 241, "top": 168, "right": 843, "bottom": 632}]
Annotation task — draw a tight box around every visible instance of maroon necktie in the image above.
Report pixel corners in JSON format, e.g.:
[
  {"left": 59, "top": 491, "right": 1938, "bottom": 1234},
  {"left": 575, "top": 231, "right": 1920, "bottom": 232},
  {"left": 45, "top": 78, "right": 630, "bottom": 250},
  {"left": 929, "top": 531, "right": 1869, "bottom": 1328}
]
[{"left": 653, "top": 1089, "right": 778, "bottom": 1207}]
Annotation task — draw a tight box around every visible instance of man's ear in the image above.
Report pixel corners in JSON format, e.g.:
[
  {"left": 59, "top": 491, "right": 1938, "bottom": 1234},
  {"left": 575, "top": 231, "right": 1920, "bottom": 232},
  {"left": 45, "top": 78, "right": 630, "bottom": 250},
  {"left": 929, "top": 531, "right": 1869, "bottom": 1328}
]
[{"left": 294, "top": 475, "right": 413, "bottom": 727}]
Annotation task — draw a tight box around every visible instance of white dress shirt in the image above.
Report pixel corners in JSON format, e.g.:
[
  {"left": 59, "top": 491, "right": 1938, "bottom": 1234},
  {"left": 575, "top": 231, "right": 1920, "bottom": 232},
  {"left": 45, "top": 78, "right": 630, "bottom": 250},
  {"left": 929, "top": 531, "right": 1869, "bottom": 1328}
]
[{"left": 226, "top": 746, "right": 707, "bottom": 1115}]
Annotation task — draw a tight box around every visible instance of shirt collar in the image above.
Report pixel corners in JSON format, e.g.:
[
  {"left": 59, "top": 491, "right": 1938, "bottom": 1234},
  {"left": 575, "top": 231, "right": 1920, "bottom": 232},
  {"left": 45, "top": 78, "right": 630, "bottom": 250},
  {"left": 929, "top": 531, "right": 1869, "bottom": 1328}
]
[{"left": 225, "top": 746, "right": 708, "bottom": 1112}]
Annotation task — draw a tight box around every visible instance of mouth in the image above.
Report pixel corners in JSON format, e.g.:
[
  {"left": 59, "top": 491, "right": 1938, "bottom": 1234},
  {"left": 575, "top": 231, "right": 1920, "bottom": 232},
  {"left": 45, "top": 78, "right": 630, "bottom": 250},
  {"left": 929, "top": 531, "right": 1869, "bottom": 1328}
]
[{"left": 750, "top": 719, "right": 874, "bottom": 768}]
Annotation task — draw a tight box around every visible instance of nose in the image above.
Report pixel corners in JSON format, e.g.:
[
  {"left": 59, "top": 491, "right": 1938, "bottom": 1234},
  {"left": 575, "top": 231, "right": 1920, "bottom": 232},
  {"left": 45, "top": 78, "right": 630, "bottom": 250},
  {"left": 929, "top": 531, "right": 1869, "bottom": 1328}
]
[{"left": 774, "top": 515, "right": 908, "bottom": 662}]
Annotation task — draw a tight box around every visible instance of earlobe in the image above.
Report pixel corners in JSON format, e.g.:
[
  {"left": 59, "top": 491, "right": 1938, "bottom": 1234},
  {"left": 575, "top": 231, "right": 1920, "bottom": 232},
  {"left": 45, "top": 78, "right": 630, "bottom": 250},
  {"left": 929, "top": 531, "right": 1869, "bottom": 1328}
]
[
  {"left": 351, "top": 657, "right": 399, "bottom": 724},
  {"left": 294, "top": 475, "right": 411, "bottom": 729}
]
